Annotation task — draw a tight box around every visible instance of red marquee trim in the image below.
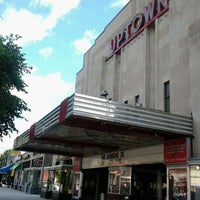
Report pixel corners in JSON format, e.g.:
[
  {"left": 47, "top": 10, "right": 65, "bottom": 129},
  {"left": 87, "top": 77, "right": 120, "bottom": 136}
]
[
  {"left": 59, "top": 98, "right": 68, "bottom": 124},
  {"left": 29, "top": 123, "right": 36, "bottom": 141}
]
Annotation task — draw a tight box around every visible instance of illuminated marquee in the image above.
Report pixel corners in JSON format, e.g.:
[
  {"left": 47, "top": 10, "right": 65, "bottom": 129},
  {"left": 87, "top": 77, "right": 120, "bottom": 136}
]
[{"left": 109, "top": 0, "right": 169, "bottom": 56}]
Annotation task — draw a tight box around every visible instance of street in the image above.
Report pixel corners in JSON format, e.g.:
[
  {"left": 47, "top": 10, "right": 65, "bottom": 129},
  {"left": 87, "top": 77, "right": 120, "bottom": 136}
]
[{"left": 0, "top": 187, "right": 45, "bottom": 200}]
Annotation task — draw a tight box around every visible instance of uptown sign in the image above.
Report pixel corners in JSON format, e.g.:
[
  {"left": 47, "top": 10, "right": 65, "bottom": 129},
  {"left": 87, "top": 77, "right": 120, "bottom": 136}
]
[{"left": 109, "top": 0, "right": 169, "bottom": 56}]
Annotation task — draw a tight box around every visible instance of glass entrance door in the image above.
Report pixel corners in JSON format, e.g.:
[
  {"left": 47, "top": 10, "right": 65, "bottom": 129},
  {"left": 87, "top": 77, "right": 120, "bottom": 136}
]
[
  {"left": 81, "top": 172, "right": 98, "bottom": 200},
  {"left": 132, "top": 171, "right": 157, "bottom": 200},
  {"left": 81, "top": 168, "right": 108, "bottom": 200},
  {"left": 132, "top": 164, "right": 166, "bottom": 200}
]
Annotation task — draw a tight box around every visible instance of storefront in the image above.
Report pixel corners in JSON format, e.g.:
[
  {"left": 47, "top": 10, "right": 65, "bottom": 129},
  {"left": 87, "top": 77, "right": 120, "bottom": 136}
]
[
  {"left": 189, "top": 163, "right": 200, "bottom": 200},
  {"left": 21, "top": 156, "right": 43, "bottom": 194},
  {"left": 40, "top": 164, "right": 72, "bottom": 200},
  {"left": 81, "top": 146, "right": 166, "bottom": 200},
  {"left": 10, "top": 162, "right": 22, "bottom": 189},
  {"left": 0, "top": 163, "right": 14, "bottom": 187},
  {"left": 23, "top": 168, "right": 41, "bottom": 194}
]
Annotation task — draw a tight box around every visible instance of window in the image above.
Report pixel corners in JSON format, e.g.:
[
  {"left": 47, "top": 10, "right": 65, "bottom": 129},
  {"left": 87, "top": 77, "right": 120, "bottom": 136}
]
[
  {"left": 108, "top": 167, "right": 131, "bottom": 195},
  {"left": 135, "top": 95, "right": 140, "bottom": 105},
  {"left": 168, "top": 168, "right": 187, "bottom": 200},
  {"left": 164, "top": 81, "right": 170, "bottom": 112},
  {"left": 190, "top": 165, "right": 200, "bottom": 200}
]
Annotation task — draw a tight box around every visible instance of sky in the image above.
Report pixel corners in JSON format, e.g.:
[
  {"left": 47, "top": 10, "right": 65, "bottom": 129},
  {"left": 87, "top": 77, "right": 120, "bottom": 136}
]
[{"left": 0, "top": 0, "right": 130, "bottom": 153}]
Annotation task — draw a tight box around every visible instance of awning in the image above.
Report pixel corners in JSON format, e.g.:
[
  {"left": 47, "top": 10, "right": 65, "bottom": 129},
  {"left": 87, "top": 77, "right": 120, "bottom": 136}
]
[
  {"left": 13, "top": 93, "right": 193, "bottom": 157},
  {"left": 10, "top": 162, "right": 22, "bottom": 171},
  {"left": 0, "top": 164, "right": 14, "bottom": 174}
]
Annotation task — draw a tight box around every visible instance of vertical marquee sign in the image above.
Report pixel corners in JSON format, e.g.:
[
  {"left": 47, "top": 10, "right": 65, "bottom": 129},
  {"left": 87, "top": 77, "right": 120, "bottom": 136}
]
[{"left": 109, "top": 0, "right": 169, "bottom": 57}]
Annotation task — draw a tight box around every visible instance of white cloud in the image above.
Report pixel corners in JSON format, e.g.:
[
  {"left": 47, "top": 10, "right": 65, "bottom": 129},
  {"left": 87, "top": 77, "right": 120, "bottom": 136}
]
[
  {"left": 0, "top": 70, "right": 74, "bottom": 153},
  {"left": 0, "top": 8, "right": 48, "bottom": 46},
  {"left": 30, "top": 0, "right": 80, "bottom": 18},
  {"left": 110, "top": 0, "right": 130, "bottom": 8},
  {"left": 0, "top": 0, "right": 81, "bottom": 46},
  {"left": 20, "top": 71, "right": 74, "bottom": 124},
  {"left": 31, "top": 0, "right": 81, "bottom": 30},
  {"left": 72, "top": 30, "right": 98, "bottom": 54},
  {"left": 39, "top": 46, "right": 53, "bottom": 58}
]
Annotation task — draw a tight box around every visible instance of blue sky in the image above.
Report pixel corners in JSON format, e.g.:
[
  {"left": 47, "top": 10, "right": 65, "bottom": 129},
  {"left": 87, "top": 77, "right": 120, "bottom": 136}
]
[{"left": 0, "top": 0, "right": 130, "bottom": 153}]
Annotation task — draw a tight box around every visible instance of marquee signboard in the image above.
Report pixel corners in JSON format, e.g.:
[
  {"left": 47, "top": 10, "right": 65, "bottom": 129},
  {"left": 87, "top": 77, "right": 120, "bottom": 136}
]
[{"left": 109, "top": 0, "right": 169, "bottom": 57}]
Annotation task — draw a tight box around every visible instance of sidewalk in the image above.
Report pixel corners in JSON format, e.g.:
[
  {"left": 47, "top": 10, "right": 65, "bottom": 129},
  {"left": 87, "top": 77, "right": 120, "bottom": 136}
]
[{"left": 0, "top": 187, "right": 45, "bottom": 200}]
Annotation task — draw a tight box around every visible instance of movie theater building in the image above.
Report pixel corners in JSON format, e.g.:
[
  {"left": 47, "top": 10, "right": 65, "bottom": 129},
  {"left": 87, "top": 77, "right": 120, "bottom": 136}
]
[{"left": 14, "top": 0, "right": 200, "bottom": 199}]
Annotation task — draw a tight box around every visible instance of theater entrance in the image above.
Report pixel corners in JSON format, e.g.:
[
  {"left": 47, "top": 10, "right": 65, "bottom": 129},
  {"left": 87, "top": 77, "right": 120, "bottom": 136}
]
[
  {"left": 81, "top": 164, "right": 166, "bottom": 200},
  {"left": 81, "top": 168, "right": 108, "bottom": 200},
  {"left": 132, "top": 164, "right": 166, "bottom": 200}
]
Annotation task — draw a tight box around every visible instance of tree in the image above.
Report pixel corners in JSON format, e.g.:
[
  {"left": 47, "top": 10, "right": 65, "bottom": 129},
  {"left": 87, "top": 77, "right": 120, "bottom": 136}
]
[
  {"left": 0, "top": 149, "right": 21, "bottom": 158},
  {"left": 0, "top": 34, "right": 31, "bottom": 140}
]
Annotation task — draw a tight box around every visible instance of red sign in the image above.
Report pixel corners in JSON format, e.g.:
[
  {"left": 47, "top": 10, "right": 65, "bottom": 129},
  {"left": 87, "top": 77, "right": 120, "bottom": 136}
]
[
  {"left": 164, "top": 139, "right": 188, "bottom": 164},
  {"left": 29, "top": 123, "right": 36, "bottom": 141},
  {"left": 109, "top": 0, "right": 169, "bottom": 57},
  {"left": 73, "top": 157, "right": 82, "bottom": 171}
]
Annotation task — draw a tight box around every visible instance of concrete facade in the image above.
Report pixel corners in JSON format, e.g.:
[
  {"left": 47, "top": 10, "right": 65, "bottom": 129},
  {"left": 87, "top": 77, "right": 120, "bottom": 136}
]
[{"left": 75, "top": 0, "right": 200, "bottom": 157}]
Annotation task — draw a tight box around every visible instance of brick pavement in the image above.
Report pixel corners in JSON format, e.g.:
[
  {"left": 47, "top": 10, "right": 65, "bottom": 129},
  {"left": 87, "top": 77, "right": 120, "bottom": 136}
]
[{"left": 0, "top": 187, "right": 45, "bottom": 200}]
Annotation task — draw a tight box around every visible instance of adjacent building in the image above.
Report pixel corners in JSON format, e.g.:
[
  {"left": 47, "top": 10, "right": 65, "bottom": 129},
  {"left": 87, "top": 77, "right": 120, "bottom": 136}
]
[
  {"left": 14, "top": 0, "right": 200, "bottom": 200},
  {"left": 0, "top": 152, "right": 73, "bottom": 199}
]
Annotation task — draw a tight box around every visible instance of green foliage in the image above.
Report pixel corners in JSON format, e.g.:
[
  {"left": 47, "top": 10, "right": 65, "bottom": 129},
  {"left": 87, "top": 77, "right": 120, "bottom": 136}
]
[
  {"left": 0, "top": 34, "right": 31, "bottom": 139},
  {"left": 0, "top": 149, "right": 21, "bottom": 158}
]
